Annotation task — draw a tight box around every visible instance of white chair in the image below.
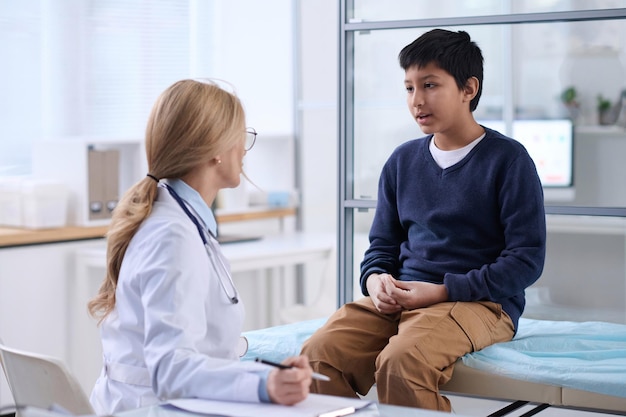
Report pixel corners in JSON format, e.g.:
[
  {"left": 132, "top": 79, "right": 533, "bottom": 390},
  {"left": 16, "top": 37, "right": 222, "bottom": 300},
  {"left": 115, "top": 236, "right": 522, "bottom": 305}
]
[{"left": 0, "top": 339, "right": 94, "bottom": 416}]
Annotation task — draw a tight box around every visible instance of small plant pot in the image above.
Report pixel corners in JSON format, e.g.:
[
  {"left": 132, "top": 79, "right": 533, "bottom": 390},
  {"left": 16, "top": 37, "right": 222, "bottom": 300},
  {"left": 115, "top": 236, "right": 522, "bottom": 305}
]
[
  {"left": 599, "top": 109, "right": 615, "bottom": 125},
  {"left": 564, "top": 104, "right": 580, "bottom": 123}
]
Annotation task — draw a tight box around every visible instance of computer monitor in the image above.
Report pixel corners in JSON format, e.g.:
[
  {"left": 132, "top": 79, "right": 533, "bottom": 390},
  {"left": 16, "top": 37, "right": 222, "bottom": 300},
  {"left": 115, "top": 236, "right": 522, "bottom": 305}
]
[
  {"left": 513, "top": 119, "right": 574, "bottom": 188},
  {"left": 480, "top": 119, "right": 574, "bottom": 188}
]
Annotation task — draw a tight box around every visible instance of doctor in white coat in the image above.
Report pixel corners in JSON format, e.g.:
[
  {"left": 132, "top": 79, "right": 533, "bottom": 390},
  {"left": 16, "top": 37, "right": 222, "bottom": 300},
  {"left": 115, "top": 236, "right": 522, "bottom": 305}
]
[{"left": 88, "top": 79, "right": 312, "bottom": 415}]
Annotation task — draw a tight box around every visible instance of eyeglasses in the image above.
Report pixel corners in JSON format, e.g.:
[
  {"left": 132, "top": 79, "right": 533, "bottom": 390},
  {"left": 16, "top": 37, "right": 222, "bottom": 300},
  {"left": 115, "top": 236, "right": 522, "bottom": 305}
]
[{"left": 245, "top": 127, "right": 257, "bottom": 151}]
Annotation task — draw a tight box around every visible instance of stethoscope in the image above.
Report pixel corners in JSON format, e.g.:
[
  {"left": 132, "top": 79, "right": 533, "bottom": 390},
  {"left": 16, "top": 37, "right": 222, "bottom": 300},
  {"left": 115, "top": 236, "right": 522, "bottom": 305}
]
[{"left": 162, "top": 183, "right": 239, "bottom": 304}]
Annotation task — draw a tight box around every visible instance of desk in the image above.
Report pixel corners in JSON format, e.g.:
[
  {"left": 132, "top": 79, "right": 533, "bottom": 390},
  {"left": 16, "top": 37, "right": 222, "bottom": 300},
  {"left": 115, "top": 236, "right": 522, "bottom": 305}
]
[
  {"left": 224, "top": 233, "right": 336, "bottom": 327},
  {"left": 117, "top": 402, "right": 463, "bottom": 417},
  {"left": 69, "top": 232, "right": 335, "bottom": 396},
  {"left": 222, "top": 232, "right": 334, "bottom": 273}
]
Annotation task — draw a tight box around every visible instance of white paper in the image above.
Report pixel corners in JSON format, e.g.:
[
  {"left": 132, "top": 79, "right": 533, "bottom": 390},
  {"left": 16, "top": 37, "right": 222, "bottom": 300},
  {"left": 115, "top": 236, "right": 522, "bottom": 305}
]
[{"left": 167, "top": 393, "right": 373, "bottom": 417}]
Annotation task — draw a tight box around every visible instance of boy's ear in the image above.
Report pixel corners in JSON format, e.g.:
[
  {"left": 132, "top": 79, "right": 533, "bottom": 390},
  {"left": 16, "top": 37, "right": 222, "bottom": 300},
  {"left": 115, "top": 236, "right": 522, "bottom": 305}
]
[{"left": 463, "top": 76, "right": 480, "bottom": 102}]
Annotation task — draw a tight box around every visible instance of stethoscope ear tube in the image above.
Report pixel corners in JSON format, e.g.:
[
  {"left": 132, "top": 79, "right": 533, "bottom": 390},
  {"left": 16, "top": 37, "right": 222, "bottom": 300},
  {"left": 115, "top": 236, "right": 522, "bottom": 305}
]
[
  {"left": 163, "top": 183, "right": 209, "bottom": 245},
  {"left": 204, "top": 241, "right": 239, "bottom": 304},
  {"left": 164, "top": 183, "right": 240, "bottom": 304}
]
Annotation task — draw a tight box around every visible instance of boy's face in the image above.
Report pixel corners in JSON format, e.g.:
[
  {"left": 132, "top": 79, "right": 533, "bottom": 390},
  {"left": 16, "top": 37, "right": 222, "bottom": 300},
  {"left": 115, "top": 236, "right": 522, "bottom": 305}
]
[{"left": 404, "top": 62, "right": 471, "bottom": 137}]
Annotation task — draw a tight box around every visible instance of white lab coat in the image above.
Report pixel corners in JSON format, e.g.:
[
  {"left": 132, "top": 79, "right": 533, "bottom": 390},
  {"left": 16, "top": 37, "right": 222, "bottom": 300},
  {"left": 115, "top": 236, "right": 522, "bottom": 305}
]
[{"left": 90, "top": 186, "right": 264, "bottom": 415}]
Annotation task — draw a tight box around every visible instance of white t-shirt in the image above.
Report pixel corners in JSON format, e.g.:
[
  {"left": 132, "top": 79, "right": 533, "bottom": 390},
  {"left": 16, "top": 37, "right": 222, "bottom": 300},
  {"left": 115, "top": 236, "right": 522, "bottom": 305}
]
[{"left": 429, "top": 133, "right": 486, "bottom": 169}]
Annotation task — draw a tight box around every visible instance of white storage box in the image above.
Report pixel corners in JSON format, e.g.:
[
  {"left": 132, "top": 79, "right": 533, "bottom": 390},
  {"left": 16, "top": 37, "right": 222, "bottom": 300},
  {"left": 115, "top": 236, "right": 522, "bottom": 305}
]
[
  {"left": 21, "top": 180, "right": 70, "bottom": 229},
  {"left": 0, "top": 178, "right": 24, "bottom": 227}
]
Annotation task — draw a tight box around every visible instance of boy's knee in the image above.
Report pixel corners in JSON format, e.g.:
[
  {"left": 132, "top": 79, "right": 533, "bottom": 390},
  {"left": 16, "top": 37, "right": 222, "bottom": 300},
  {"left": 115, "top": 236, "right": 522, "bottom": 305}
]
[
  {"left": 375, "top": 339, "right": 437, "bottom": 379},
  {"left": 300, "top": 330, "right": 331, "bottom": 360},
  {"left": 376, "top": 342, "right": 414, "bottom": 373}
]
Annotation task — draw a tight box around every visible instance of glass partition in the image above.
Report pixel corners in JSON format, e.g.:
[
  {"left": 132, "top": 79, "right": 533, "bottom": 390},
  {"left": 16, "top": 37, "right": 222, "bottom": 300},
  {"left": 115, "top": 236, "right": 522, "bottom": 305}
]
[
  {"left": 339, "top": 2, "right": 626, "bottom": 316},
  {"left": 349, "top": 0, "right": 626, "bottom": 22},
  {"left": 352, "top": 24, "right": 506, "bottom": 200},
  {"left": 351, "top": 19, "right": 626, "bottom": 206}
]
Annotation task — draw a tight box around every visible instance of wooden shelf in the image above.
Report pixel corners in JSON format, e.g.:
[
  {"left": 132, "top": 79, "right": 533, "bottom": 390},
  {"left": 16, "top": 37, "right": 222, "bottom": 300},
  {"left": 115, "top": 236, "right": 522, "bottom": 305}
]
[
  {"left": 0, "top": 207, "right": 297, "bottom": 248},
  {"left": 0, "top": 225, "right": 109, "bottom": 248}
]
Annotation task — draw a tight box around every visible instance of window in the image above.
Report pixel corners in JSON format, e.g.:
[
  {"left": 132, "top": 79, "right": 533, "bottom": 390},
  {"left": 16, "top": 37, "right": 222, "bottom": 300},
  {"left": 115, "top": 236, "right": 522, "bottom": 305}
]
[
  {"left": 0, "top": 0, "right": 198, "bottom": 176},
  {"left": 0, "top": 0, "right": 43, "bottom": 175},
  {"left": 0, "top": 0, "right": 295, "bottom": 178}
]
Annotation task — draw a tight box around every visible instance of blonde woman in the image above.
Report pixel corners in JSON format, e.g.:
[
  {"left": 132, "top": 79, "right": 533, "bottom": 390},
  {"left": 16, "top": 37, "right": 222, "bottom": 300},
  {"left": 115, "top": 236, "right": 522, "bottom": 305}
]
[{"left": 88, "top": 79, "right": 312, "bottom": 415}]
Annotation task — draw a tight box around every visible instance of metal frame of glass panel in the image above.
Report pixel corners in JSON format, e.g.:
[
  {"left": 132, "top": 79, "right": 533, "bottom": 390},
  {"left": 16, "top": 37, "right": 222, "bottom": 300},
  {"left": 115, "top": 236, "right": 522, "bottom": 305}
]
[{"left": 338, "top": 2, "right": 626, "bottom": 305}]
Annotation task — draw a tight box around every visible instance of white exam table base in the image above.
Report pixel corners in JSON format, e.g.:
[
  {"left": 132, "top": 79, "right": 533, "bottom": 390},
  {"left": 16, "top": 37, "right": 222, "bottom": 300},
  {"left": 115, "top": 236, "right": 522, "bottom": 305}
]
[{"left": 441, "top": 361, "right": 626, "bottom": 414}]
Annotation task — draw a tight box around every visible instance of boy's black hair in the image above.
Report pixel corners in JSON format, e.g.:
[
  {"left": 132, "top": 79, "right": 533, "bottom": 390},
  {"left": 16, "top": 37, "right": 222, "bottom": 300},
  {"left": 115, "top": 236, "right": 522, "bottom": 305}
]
[{"left": 399, "top": 29, "right": 483, "bottom": 112}]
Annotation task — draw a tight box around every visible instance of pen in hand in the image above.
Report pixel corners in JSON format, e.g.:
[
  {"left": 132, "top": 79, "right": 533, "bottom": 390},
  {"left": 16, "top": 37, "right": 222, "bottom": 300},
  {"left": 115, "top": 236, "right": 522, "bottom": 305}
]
[{"left": 255, "top": 357, "right": 331, "bottom": 381}]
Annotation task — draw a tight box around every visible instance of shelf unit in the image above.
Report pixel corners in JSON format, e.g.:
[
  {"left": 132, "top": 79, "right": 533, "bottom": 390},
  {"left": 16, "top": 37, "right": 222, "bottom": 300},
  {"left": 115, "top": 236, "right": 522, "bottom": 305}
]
[
  {"left": 32, "top": 137, "right": 146, "bottom": 227},
  {"left": 521, "top": 215, "right": 626, "bottom": 325}
]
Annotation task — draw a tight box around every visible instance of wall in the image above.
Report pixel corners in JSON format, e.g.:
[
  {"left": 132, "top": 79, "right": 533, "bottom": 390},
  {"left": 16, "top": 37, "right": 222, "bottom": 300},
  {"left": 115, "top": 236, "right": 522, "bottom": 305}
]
[
  {"left": 297, "top": 0, "right": 339, "bottom": 309},
  {"left": 203, "top": 0, "right": 298, "bottom": 212}
]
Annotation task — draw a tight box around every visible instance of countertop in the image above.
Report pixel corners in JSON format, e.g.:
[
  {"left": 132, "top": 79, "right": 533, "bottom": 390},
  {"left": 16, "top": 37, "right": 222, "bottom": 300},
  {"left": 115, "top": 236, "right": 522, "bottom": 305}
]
[{"left": 0, "top": 207, "right": 296, "bottom": 248}]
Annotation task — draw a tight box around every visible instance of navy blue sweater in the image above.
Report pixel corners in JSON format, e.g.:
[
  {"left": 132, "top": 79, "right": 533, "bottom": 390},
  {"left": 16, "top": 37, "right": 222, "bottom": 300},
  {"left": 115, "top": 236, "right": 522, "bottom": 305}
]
[{"left": 360, "top": 128, "right": 546, "bottom": 330}]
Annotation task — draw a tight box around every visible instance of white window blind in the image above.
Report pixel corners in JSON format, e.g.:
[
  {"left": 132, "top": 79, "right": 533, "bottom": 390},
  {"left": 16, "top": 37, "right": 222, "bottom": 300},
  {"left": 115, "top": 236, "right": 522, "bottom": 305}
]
[
  {"left": 0, "top": 0, "right": 42, "bottom": 175},
  {"left": 83, "top": 0, "right": 191, "bottom": 137},
  {"left": 0, "top": 0, "right": 198, "bottom": 175},
  {"left": 0, "top": 0, "right": 295, "bottom": 177}
]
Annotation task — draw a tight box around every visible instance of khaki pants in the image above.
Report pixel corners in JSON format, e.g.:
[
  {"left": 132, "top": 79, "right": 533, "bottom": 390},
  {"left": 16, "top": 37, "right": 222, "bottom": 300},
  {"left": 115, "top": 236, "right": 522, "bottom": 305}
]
[{"left": 300, "top": 297, "right": 514, "bottom": 412}]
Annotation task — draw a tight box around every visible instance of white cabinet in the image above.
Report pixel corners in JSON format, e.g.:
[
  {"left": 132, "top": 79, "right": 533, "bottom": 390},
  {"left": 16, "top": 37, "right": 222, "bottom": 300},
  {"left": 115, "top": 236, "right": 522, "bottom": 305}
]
[{"left": 0, "top": 239, "right": 105, "bottom": 408}]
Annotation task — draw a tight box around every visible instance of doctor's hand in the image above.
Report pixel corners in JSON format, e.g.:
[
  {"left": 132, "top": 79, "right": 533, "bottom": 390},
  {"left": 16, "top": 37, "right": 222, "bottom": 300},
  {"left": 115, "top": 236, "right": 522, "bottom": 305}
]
[
  {"left": 366, "top": 273, "right": 403, "bottom": 314},
  {"left": 381, "top": 275, "right": 448, "bottom": 310},
  {"left": 266, "top": 355, "right": 312, "bottom": 405}
]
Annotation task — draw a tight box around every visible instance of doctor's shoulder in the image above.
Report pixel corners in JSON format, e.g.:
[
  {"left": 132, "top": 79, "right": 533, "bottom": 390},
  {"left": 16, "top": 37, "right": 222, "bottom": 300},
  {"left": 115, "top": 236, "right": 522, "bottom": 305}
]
[{"left": 134, "top": 203, "right": 199, "bottom": 248}]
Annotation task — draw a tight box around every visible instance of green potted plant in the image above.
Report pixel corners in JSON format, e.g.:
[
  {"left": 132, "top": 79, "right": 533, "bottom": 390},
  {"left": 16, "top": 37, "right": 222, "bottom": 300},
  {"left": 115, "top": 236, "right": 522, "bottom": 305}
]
[
  {"left": 561, "top": 86, "right": 578, "bottom": 106},
  {"left": 597, "top": 94, "right": 614, "bottom": 125},
  {"left": 560, "top": 86, "right": 579, "bottom": 121}
]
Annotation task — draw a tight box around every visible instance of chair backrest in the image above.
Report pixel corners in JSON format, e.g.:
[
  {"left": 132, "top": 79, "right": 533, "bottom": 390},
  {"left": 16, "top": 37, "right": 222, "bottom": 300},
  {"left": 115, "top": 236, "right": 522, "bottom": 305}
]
[{"left": 0, "top": 340, "right": 94, "bottom": 415}]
